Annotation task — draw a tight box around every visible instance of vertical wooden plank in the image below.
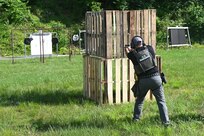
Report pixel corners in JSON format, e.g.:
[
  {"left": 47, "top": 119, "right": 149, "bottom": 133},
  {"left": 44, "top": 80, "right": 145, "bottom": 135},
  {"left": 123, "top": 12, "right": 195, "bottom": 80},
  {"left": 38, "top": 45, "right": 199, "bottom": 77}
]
[
  {"left": 116, "top": 11, "right": 121, "bottom": 58},
  {"left": 123, "top": 11, "right": 128, "bottom": 58},
  {"left": 102, "top": 60, "right": 106, "bottom": 103},
  {"left": 112, "top": 11, "right": 116, "bottom": 58},
  {"left": 113, "top": 11, "right": 117, "bottom": 58},
  {"left": 95, "top": 13, "right": 99, "bottom": 56},
  {"left": 106, "top": 11, "right": 113, "bottom": 59},
  {"left": 93, "top": 13, "right": 95, "bottom": 55},
  {"left": 85, "top": 12, "right": 90, "bottom": 54},
  {"left": 107, "top": 59, "right": 113, "bottom": 104},
  {"left": 103, "top": 59, "right": 108, "bottom": 103},
  {"left": 115, "top": 59, "right": 121, "bottom": 104},
  {"left": 97, "top": 59, "right": 100, "bottom": 103},
  {"left": 99, "top": 12, "right": 103, "bottom": 57},
  {"left": 140, "top": 10, "right": 144, "bottom": 38},
  {"left": 127, "top": 11, "right": 131, "bottom": 45},
  {"left": 122, "top": 58, "right": 128, "bottom": 103},
  {"left": 96, "top": 58, "right": 98, "bottom": 101},
  {"left": 159, "top": 56, "right": 162, "bottom": 72},
  {"left": 99, "top": 59, "right": 103, "bottom": 104},
  {"left": 93, "top": 58, "right": 96, "bottom": 101},
  {"left": 94, "top": 59, "right": 97, "bottom": 101},
  {"left": 94, "top": 58, "right": 97, "bottom": 101},
  {"left": 91, "top": 57, "right": 94, "bottom": 100},
  {"left": 97, "top": 13, "right": 100, "bottom": 57},
  {"left": 120, "top": 11, "right": 124, "bottom": 58},
  {"left": 93, "top": 58, "right": 96, "bottom": 100},
  {"left": 129, "top": 59, "right": 135, "bottom": 102},
  {"left": 92, "top": 13, "right": 96, "bottom": 55},
  {"left": 87, "top": 13, "right": 91, "bottom": 54},
  {"left": 89, "top": 57, "right": 93, "bottom": 99},
  {"left": 92, "top": 58, "right": 95, "bottom": 100},
  {"left": 88, "top": 13, "right": 92, "bottom": 54},
  {"left": 96, "top": 58, "right": 100, "bottom": 103},
  {"left": 90, "top": 13, "right": 93, "bottom": 55},
  {"left": 148, "top": 10, "right": 152, "bottom": 46},
  {"left": 86, "top": 56, "right": 89, "bottom": 98},
  {"left": 94, "top": 13, "right": 97, "bottom": 55},
  {"left": 123, "top": 11, "right": 128, "bottom": 45},
  {"left": 85, "top": 12, "right": 88, "bottom": 54},
  {"left": 101, "top": 11, "right": 106, "bottom": 58},
  {"left": 96, "top": 58, "right": 99, "bottom": 102},
  {"left": 91, "top": 12, "right": 94, "bottom": 55},
  {"left": 151, "top": 9, "right": 157, "bottom": 51},
  {"left": 83, "top": 55, "right": 87, "bottom": 97},
  {"left": 90, "top": 57, "right": 92, "bottom": 99},
  {"left": 144, "top": 9, "right": 149, "bottom": 45},
  {"left": 130, "top": 10, "right": 136, "bottom": 39},
  {"left": 136, "top": 10, "right": 140, "bottom": 36},
  {"left": 87, "top": 56, "right": 91, "bottom": 98},
  {"left": 97, "top": 13, "right": 101, "bottom": 57}
]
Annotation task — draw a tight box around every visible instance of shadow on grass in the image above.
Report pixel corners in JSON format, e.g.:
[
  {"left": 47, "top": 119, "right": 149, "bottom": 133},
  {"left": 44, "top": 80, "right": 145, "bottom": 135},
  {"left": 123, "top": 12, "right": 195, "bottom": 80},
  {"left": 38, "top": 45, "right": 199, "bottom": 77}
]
[
  {"left": 0, "top": 89, "right": 94, "bottom": 106},
  {"left": 170, "top": 113, "right": 204, "bottom": 123},
  {"left": 31, "top": 113, "right": 204, "bottom": 132},
  {"left": 146, "top": 113, "right": 204, "bottom": 124},
  {"left": 23, "top": 109, "right": 204, "bottom": 132},
  {"left": 31, "top": 114, "right": 131, "bottom": 131}
]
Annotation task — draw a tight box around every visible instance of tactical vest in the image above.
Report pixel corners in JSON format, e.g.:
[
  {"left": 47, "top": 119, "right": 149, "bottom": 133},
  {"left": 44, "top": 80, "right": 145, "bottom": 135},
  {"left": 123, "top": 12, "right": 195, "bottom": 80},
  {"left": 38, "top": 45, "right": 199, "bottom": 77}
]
[{"left": 133, "top": 46, "right": 156, "bottom": 75}]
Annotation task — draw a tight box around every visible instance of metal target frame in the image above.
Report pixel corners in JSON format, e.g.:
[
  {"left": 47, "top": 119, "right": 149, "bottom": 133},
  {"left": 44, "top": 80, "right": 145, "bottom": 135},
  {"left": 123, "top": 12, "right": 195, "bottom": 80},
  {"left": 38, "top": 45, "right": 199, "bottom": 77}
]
[
  {"left": 10, "top": 27, "right": 68, "bottom": 63},
  {"left": 167, "top": 27, "right": 192, "bottom": 48}
]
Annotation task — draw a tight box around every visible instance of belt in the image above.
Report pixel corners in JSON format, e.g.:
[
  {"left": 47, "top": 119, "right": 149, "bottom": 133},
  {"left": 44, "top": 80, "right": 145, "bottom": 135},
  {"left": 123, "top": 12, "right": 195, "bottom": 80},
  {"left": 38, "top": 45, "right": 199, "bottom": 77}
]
[{"left": 138, "top": 72, "right": 160, "bottom": 79}]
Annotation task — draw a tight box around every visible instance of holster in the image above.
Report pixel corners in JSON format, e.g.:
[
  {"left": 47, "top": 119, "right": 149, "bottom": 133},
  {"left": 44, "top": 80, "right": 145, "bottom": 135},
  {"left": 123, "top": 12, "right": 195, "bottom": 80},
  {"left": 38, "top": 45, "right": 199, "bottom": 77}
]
[
  {"left": 131, "top": 81, "right": 140, "bottom": 97},
  {"left": 160, "top": 72, "right": 167, "bottom": 84}
]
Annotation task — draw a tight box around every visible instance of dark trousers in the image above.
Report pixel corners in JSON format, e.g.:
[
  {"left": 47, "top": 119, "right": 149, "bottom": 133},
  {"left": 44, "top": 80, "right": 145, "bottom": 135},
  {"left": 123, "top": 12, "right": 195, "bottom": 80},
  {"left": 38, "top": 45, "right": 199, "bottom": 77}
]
[{"left": 133, "top": 75, "right": 169, "bottom": 123}]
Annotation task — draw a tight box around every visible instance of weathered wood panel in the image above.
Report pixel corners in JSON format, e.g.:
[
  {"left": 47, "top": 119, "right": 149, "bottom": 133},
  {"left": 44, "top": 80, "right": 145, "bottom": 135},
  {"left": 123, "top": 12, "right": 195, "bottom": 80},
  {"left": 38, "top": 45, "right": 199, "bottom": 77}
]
[{"left": 85, "top": 9, "right": 156, "bottom": 58}]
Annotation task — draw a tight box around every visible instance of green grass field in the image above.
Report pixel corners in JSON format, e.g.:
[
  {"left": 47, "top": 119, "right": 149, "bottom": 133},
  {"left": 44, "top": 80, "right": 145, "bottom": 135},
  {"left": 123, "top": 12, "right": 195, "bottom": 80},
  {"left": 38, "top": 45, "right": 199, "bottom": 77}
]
[{"left": 0, "top": 46, "right": 204, "bottom": 136}]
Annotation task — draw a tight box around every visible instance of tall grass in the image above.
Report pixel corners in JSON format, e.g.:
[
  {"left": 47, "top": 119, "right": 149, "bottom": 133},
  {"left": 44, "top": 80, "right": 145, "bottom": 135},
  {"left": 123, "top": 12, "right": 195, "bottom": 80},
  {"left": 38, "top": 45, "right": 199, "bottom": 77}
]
[{"left": 0, "top": 47, "right": 203, "bottom": 136}]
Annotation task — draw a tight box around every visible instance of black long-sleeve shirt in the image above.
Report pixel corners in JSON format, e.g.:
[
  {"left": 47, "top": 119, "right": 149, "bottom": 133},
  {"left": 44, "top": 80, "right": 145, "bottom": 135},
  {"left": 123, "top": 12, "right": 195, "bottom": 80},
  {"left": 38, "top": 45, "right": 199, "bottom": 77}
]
[{"left": 127, "top": 45, "right": 159, "bottom": 78}]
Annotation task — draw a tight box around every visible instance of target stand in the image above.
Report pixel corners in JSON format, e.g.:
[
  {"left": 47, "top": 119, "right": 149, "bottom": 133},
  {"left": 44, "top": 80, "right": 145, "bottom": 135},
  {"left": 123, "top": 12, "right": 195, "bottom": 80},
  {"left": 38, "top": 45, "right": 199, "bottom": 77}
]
[{"left": 167, "top": 27, "right": 191, "bottom": 48}]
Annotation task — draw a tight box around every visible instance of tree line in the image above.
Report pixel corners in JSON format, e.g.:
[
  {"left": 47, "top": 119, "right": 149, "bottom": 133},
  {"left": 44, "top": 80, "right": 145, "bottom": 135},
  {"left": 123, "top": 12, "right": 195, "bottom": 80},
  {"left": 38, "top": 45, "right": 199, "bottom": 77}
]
[{"left": 0, "top": 0, "right": 204, "bottom": 55}]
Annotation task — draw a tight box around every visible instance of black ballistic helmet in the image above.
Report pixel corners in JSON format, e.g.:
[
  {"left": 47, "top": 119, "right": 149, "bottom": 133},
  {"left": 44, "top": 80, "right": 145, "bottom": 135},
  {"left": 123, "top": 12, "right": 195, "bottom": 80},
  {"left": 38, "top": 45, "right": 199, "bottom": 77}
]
[{"left": 131, "top": 36, "right": 143, "bottom": 48}]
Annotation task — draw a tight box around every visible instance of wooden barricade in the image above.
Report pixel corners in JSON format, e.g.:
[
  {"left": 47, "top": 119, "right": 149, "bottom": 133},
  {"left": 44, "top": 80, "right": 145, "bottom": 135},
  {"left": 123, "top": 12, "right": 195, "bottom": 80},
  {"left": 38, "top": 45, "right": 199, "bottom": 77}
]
[
  {"left": 83, "top": 55, "right": 135, "bottom": 104},
  {"left": 85, "top": 9, "right": 156, "bottom": 58},
  {"left": 84, "top": 9, "right": 158, "bottom": 104},
  {"left": 83, "top": 55, "right": 162, "bottom": 104}
]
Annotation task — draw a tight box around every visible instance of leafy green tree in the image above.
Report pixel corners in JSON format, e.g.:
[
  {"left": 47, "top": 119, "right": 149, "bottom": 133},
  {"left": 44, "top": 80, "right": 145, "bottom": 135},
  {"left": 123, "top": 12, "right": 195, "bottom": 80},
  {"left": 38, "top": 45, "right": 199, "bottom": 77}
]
[
  {"left": 154, "top": 1, "right": 204, "bottom": 43},
  {"left": 113, "top": 0, "right": 128, "bottom": 10},
  {"left": 181, "top": 1, "right": 204, "bottom": 43},
  {"left": 89, "top": 1, "right": 102, "bottom": 11},
  {"left": 0, "top": 0, "right": 32, "bottom": 25}
]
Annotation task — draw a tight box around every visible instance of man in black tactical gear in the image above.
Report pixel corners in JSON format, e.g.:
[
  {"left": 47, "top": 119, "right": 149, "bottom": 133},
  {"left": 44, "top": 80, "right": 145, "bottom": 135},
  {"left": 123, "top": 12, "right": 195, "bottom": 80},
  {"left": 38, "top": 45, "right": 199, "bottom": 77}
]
[{"left": 125, "top": 36, "right": 170, "bottom": 126}]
